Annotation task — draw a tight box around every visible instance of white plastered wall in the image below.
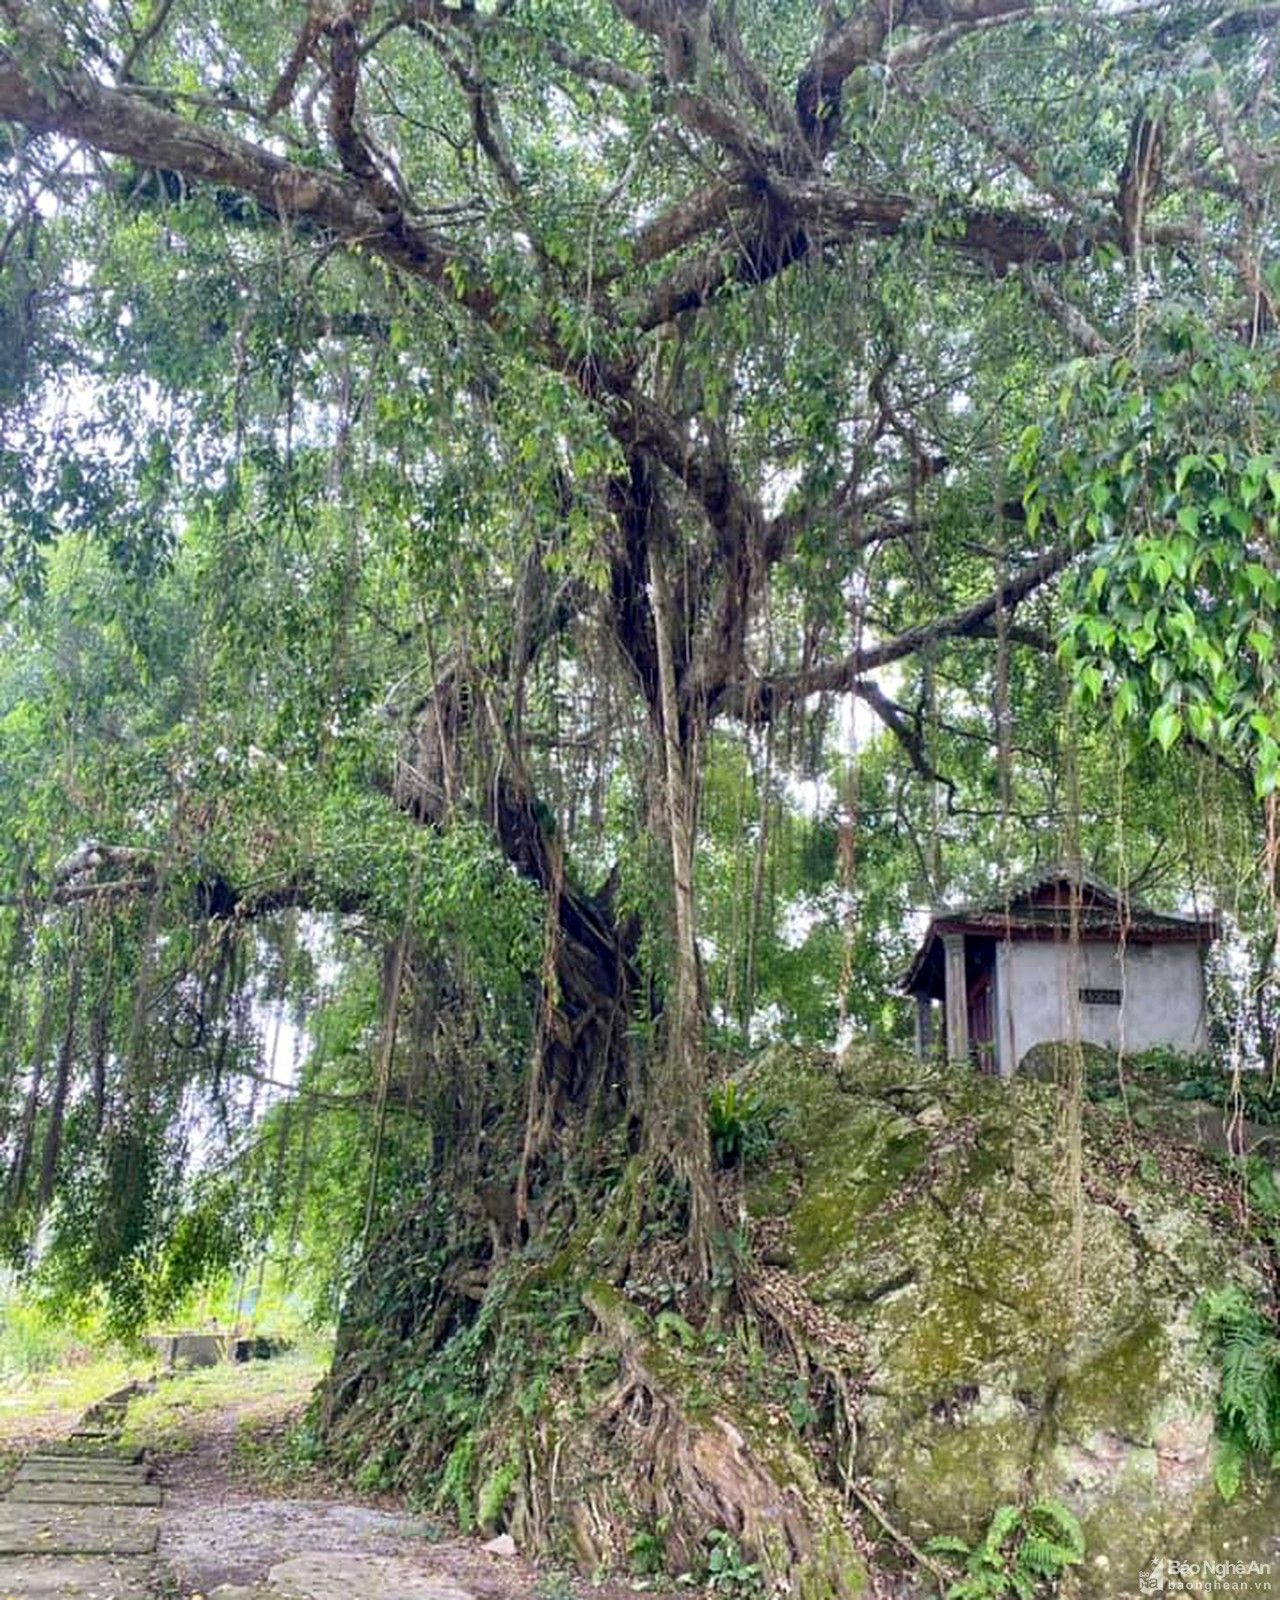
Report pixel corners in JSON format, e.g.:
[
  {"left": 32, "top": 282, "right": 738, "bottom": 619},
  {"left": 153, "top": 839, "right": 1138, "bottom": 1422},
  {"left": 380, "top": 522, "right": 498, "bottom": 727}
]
[{"left": 997, "top": 939, "right": 1209, "bottom": 1074}]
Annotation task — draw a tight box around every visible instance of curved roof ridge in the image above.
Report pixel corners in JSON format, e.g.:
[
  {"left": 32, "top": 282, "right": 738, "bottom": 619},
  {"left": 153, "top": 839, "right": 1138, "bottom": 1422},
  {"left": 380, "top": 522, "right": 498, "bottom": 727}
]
[{"left": 931, "top": 861, "right": 1211, "bottom": 924}]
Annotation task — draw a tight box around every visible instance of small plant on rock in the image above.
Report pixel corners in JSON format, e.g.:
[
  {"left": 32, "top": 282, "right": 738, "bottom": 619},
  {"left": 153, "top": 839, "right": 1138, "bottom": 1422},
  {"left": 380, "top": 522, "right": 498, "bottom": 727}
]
[
  {"left": 1199, "top": 1283, "right": 1280, "bottom": 1500},
  {"left": 786, "top": 1377, "right": 819, "bottom": 1433},
  {"left": 704, "top": 1530, "right": 764, "bottom": 1598},
  {"left": 926, "top": 1499, "right": 1084, "bottom": 1598},
  {"left": 708, "top": 1080, "right": 770, "bottom": 1168}
]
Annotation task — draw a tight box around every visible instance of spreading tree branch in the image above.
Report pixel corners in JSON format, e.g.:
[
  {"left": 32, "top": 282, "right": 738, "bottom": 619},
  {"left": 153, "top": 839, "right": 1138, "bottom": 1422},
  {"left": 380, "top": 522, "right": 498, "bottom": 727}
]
[
  {"left": 0, "top": 34, "right": 499, "bottom": 318},
  {"left": 716, "top": 542, "right": 1074, "bottom": 721},
  {"left": 795, "top": 0, "right": 1029, "bottom": 153}
]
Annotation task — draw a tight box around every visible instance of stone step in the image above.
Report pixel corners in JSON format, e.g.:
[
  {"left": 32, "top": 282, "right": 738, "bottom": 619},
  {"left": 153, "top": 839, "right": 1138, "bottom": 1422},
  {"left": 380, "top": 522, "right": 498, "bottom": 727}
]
[
  {"left": 7, "top": 1480, "right": 162, "bottom": 1507},
  {"left": 265, "top": 1554, "right": 479, "bottom": 1600},
  {"left": 0, "top": 1553, "right": 153, "bottom": 1597},
  {"left": 30, "top": 1443, "right": 144, "bottom": 1463},
  {"left": 205, "top": 1560, "right": 482, "bottom": 1600},
  {"left": 0, "top": 1503, "right": 159, "bottom": 1556},
  {"left": 96, "top": 1382, "right": 149, "bottom": 1408},
  {"left": 17, "top": 1460, "right": 151, "bottom": 1483}
]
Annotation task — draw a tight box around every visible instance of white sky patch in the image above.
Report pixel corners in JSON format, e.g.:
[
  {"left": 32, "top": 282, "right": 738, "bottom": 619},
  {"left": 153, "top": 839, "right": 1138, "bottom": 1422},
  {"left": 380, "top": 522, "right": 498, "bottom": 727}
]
[{"left": 780, "top": 666, "right": 903, "bottom": 817}]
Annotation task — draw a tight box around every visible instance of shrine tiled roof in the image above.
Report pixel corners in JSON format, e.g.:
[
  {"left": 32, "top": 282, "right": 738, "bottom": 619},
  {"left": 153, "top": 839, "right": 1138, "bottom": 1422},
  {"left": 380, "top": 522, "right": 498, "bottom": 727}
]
[{"left": 902, "top": 865, "right": 1219, "bottom": 993}]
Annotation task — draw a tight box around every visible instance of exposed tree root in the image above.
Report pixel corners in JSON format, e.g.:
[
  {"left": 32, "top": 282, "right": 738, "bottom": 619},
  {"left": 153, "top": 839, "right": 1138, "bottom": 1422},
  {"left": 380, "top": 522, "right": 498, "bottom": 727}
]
[
  {"left": 319, "top": 1166, "right": 872, "bottom": 1599},
  {"left": 570, "top": 1281, "right": 864, "bottom": 1596}
]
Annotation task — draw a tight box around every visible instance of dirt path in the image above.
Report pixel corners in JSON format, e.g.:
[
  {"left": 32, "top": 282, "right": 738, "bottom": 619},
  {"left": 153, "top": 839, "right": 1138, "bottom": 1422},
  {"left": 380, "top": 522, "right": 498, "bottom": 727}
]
[
  {"left": 154, "top": 1425, "right": 535, "bottom": 1600},
  {"left": 0, "top": 1422, "right": 514, "bottom": 1600},
  {"left": 0, "top": 1358, "right": 645, "bottom": 1600},
  {"left": 129, "top": 1361, "right": 637, "bottom": 1600}
]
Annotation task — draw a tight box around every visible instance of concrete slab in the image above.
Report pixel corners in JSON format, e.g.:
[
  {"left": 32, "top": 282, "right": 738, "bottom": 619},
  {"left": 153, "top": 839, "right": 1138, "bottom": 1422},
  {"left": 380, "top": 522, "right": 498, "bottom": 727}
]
[
  {"left": 7, "top": 1483, "right": 161, "bottom": 1508},
  {"left": 0, "top": 1553, "right": 152, "bottom": 1597},
  {"left": 0, "top": 1505, "right": 158, "bottom": 1557},
  {"left": 29, "top": 1446, "right": 143, "bottom": 1464},
  {"left": 147, "top": 1332, "right": 227, "bottom": 1369},
  {"left": 15, "top": 1466, "right": 150, "bottom": 1488},
  {"left": 266, "top": 1554, "right": 476, "bottom": 1600}
]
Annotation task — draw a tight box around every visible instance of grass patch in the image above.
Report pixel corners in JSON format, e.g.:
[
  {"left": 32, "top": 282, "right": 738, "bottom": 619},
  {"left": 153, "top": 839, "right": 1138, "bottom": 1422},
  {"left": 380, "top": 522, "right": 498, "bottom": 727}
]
[
  {"left": 0, "top": 1293, "right": 148, "bottom": 1446},
  {"left": 0, "top": 1352, "right": 152, "bottom": 1446},
  {"left": 120, "top": 1342, "right": 332, "bottom": 1465},
  {"left": 0, "top": 1283, "right": 335, "bottom": 1493}
]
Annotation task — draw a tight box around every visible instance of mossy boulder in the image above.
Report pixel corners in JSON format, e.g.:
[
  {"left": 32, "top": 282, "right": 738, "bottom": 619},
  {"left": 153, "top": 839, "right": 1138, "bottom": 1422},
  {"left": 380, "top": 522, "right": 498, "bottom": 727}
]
[{"left": 744, "top": 1044, "right": 1280, "bottom": 1597}]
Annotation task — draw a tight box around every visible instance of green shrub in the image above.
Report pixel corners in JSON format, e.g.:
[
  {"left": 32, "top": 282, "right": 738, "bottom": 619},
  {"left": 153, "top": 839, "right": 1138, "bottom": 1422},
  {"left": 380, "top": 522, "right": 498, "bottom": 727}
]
[
  {"left": 0, "top": 1298, "right": 86, "bottom": 1377},
  {"left": 1118, "top": 1049, "right": 1280, "bottom": 1125}
]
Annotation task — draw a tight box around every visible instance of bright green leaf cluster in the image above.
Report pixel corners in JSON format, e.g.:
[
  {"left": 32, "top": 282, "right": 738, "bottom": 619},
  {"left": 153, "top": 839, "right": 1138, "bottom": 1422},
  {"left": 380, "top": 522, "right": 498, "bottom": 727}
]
[{"left": 1021, "top": 321, "right": 1280, "bottom": 793}]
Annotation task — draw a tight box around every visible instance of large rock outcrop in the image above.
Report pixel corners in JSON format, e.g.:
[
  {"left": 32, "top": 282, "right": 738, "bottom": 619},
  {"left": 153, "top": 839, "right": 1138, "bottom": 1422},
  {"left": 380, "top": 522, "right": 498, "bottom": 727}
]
[{"left": 743, "top": 1046, "right": 1280, "bottom": 1597}]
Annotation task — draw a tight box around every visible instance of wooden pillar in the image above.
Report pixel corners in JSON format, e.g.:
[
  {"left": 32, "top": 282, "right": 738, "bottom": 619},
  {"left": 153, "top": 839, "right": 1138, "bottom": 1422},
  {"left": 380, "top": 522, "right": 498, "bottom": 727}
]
[
  {"left": 994, "top": 941, "right": 1014, "bottom": 1077},
  {"left": 914, "top": 994, "right": 933, "bottom": 1060},
  {"left": 942, "top": 933, "right": 970, "bottom": 1065}
]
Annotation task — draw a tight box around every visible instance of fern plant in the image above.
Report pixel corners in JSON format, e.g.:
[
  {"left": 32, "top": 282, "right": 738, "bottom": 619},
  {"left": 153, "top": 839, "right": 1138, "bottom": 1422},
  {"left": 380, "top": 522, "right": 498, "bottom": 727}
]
[
  {"left": 926, "top": 1500, "right": 1085, "bottom": 1599},
  {"left": 477, "top": 1450, "right": 519, "bottom": 1531},
  {"left": 1199, "top": 1284, "right": 1280, "bottom": 1500},
  {"left": 436, "top": 1432, "right": 477, "bottom": 1531}
]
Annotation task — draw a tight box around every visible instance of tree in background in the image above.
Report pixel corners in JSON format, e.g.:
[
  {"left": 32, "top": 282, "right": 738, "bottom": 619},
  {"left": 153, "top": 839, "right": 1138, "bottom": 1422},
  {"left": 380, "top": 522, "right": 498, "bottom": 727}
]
[{"left": 0, "top": 0, "right": 1276, "bottom": 1575}]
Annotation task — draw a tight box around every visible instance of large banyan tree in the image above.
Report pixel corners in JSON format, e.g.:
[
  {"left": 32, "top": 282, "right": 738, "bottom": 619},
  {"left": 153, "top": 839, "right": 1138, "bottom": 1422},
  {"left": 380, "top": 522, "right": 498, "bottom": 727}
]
[{"left": 0, "top": 0, "right": 1277, "bottom": 1584}]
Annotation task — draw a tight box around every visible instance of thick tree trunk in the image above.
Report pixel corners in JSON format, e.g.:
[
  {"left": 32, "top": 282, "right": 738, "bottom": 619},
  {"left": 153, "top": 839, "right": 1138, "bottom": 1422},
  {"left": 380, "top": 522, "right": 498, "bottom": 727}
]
[
  {"left": 648, "top": 538, "right": 718, "bottom": 1282},
  {"left": 395, "top": 676, "right": 638, "bottom": 1153},
  {"left": 388, "top": 452, "right": 722, "bottom": 1277}
]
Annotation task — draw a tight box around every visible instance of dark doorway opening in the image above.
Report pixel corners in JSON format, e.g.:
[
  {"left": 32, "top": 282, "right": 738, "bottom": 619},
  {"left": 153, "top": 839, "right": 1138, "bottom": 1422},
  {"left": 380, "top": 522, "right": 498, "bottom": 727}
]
[{"left": 966, "top": 937, "right": 997, "bottom": 1074}]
